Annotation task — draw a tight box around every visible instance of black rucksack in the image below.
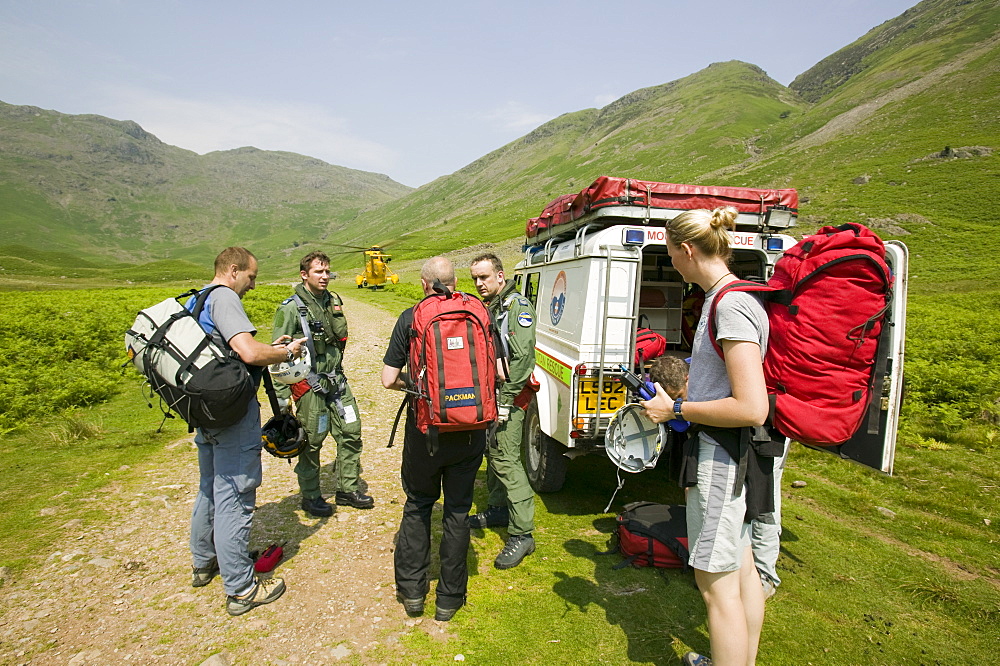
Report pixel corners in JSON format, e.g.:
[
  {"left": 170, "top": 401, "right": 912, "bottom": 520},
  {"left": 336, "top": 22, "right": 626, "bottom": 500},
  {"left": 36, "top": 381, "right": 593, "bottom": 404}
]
[{"left": 125, "top": 285, "right": 255, "bottom": 431}]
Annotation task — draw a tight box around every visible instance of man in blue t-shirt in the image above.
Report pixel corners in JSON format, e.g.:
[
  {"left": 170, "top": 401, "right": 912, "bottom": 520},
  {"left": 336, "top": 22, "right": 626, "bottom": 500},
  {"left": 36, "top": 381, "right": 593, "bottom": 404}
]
[{"left": 188, "top": 247, "right": 307, "bottom": 616}]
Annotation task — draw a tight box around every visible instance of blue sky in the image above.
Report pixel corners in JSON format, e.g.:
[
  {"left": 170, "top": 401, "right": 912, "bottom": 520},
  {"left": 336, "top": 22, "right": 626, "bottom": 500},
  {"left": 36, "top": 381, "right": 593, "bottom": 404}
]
[{"left": 1, "top": 0, "right": 918, "bottom": 187}]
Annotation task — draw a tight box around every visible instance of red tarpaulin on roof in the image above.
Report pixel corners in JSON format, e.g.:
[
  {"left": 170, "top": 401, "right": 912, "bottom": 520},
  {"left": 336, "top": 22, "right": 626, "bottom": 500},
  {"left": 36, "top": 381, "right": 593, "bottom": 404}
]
[{"left": 525, "top": 176, "right": 798, "bottom": 238}]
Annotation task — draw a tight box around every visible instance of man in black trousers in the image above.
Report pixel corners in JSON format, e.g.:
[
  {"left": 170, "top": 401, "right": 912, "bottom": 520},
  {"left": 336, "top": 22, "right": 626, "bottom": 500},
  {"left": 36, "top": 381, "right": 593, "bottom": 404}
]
[{"left": 380, "top": 256, "right": 487, "bottom": 622}]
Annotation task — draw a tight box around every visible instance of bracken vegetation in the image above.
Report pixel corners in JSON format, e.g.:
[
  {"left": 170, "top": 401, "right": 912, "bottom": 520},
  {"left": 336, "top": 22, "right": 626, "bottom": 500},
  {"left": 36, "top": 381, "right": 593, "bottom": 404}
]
[{"left": 0, "top": 285, "right": 290, "bottom": 433}]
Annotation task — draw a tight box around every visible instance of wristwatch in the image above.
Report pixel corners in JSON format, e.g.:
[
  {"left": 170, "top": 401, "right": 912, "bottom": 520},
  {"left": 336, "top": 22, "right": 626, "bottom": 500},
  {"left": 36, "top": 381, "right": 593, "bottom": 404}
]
[
  {"left": 673, "top": 397, "right": 684, "bottom": 418},
  {"left": 285, "top": 346, "right": 295, "bottom": 362}
]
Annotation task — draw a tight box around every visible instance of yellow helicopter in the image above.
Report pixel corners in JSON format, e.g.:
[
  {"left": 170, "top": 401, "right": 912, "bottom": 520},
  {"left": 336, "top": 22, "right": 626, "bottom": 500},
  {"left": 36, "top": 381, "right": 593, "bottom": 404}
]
[{"left": 355, "top": 246, "right": 398, "bottom": 289}]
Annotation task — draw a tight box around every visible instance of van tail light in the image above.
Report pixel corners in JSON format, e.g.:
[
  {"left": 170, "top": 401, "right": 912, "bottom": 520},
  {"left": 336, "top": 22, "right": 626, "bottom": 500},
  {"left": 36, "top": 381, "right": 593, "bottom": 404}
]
[{"left": 575, "top": 363, "right": 588, "bottom": 376}]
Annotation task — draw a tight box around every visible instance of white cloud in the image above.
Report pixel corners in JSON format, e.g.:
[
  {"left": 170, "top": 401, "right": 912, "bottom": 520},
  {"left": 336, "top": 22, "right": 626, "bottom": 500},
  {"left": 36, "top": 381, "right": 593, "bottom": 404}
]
[
  {"left": 99, "top": 86, "right": 400, "bottom": 174},
  {"left": 483, "top": 101, "right": 553, "bottom": 133}
]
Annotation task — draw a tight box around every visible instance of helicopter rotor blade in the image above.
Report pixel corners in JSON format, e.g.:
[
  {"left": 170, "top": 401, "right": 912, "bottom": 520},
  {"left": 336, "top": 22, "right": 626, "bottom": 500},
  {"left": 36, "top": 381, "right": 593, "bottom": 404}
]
[{"left": 325, "top": 242, "right": 378, "bottom": 251}]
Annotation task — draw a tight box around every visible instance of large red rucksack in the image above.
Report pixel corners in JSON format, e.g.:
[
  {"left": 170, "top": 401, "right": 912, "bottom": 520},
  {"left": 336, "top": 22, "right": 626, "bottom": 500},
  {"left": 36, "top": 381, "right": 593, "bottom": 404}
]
[
  {"left": 709, "top": 223, "right": 893, "bottom": 446},
  {"left": 408, "top": 287, "right": 498, "bottom": 435}
]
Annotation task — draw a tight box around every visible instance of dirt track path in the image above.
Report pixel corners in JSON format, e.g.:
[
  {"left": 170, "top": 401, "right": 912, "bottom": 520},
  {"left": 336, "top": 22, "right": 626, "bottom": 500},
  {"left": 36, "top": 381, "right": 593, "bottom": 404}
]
[{"left": 0, "top": 293, "right": 454, "bottom": 665}]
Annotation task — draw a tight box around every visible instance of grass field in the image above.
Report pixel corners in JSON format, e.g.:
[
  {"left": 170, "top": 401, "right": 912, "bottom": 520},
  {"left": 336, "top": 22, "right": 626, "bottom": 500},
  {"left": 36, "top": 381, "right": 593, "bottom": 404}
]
[{"left": 1, "top": 272, "right": 997, "bottom": 663}]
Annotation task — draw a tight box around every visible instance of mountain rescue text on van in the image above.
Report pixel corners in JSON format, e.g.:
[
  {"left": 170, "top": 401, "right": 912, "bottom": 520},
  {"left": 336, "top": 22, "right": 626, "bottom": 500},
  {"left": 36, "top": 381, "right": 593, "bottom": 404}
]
[{"left": 512, "top": 176, "right": 908, "bottom": 493}]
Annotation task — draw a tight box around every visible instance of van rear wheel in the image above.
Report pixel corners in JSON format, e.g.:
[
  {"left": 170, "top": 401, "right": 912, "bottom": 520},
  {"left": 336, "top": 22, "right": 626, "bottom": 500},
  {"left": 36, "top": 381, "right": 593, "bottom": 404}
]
[{"left": 522, "top": 399, "right": 567, "bottom": 493}]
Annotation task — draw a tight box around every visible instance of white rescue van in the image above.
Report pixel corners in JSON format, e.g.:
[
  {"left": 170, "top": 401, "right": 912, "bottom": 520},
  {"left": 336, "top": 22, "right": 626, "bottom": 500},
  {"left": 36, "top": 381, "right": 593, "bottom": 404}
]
[{"left": 512, "top": 177, "right": 908, "bottom": 493}]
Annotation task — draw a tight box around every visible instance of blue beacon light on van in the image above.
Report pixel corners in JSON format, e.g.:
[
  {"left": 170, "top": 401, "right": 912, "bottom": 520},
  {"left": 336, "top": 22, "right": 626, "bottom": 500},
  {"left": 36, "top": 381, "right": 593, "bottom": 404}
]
[
  {"left": 766, "top": 237, "right": 784, "bottom": 251},
  {"left": 624, "top": 229, "right": 645, "bottom": 245}
]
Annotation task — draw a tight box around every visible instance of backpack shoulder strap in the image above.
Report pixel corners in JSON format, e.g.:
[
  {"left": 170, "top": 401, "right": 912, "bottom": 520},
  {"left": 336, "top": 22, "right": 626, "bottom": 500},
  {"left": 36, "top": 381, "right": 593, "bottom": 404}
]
[
  {"left": 183, "top": 284, "right": 224, "bottom": 320},
  {"left": 181, "top": 284, "right": 234, "bottom": 351},
  {"left": 707, "top": 280, "right": 777, "bottom": 358},
  {"left": 492, "top": 293, "right": 519, "bottom": 361},
  {"left": 289, "top": 294, "right": 315, "bottom": 358}
]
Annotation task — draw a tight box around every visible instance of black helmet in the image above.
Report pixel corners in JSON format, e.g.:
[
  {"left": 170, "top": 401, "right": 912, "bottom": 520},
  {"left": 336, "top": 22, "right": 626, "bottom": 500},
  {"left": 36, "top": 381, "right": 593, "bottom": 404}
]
[{"left": 261, "top": 413, "right": 306, "bottom": 459}]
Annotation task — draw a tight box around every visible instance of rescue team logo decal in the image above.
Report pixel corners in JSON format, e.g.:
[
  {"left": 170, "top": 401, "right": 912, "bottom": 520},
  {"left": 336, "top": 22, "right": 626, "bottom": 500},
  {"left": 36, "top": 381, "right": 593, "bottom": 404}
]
[
  {"left": 550, "top": 271, "right": 567, "bottom": 325},
  {"left": 443, "top": 387, "right": 478, "bottom": 407},
  {"left": 517, "top": 312, "right": 533, "bottom": 327}
]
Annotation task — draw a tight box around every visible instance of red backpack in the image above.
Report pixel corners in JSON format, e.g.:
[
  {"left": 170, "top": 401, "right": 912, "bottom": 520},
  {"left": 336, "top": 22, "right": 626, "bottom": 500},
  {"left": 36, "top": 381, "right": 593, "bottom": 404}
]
[
  {"left": 408, "top": 287, "right": 498, "bottom": 435},
  {"left": 606, "top": 502, "right": 690, "bottom": 570},
  {"left": 709, "top": 223, "right": 893, "bottom": 446},
  {"left": 634, "top": 327, "right": 668, "bottom": 367}
]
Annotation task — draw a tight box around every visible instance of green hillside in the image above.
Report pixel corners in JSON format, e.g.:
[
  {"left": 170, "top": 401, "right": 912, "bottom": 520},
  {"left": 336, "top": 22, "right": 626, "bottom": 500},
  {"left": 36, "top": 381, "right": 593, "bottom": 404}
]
[
  {"left": 349, "top": 0, "right": 997, "bottom": 270},
  {"left": 745, "top": 0, "right": 1000, "bottom": 288},
  {"left": 0, "top": 102, "right": 412, "bottom": 273},
  {"left": 349, "top": 61, "right": 808, "bottom": 259},
  {"left": 3, "top": 0, "right": 994, "bottom": 281}
]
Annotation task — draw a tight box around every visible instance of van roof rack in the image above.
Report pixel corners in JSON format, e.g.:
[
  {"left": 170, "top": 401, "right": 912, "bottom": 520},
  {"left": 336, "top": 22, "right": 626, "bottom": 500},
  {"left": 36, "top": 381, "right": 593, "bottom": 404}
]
[{"left": 525, "top": 176, "right": 797, "bottom": 247}]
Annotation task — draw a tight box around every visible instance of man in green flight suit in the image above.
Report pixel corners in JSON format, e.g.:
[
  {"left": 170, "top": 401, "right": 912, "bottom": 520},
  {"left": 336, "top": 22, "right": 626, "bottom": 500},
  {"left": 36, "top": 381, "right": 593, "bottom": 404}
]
[
  {"left": 468, "top": 253, "right": 538, "bottom": 569},
  {"left": 272, "top": 250, "right": 374, "bottom": 516}
]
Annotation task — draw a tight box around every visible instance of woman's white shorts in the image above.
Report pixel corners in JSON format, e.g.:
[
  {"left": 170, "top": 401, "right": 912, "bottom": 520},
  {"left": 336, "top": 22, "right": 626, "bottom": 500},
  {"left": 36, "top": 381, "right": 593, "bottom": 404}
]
[{"left": 686, "top": 435, "right": 751, "bottom": 573}]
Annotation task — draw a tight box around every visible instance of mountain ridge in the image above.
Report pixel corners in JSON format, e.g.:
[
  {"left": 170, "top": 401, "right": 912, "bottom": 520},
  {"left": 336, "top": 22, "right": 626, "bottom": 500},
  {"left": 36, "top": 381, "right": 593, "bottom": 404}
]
[{"left": 0, "top": 101, "right": 413, "bottom": 269}]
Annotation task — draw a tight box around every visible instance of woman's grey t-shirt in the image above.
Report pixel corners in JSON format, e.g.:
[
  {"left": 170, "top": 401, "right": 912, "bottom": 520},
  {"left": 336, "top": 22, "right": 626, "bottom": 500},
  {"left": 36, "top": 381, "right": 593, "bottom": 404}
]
[{"left": 687, "top": 288, "right": 768, "bottom": 404}]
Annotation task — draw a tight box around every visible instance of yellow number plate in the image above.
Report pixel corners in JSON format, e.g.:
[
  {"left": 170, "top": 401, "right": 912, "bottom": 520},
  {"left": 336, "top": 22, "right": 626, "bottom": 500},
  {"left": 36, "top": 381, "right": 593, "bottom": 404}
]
[{"left": 576, "top": 378, "right": 627, "bottom": 415}]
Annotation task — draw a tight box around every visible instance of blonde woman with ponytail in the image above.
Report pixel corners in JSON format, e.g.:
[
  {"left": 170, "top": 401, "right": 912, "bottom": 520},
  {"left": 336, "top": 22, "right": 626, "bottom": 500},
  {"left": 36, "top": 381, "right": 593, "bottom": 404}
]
[{"left": 641, "top": 206, "right": 769, "bottom": 666}]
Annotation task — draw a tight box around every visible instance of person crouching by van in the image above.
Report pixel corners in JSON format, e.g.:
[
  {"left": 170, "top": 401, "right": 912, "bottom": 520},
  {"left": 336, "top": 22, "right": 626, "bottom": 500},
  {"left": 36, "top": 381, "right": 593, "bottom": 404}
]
[
  {"left": 468, "top": 253, "right": 538, "bottom": 569},
  {"left": 191, "top": 247, "right": 306, "bottom": 616},
  {"left": 648, "top": 356, "right": 689, "bottom": 401},
  {"left": 648, "top": 356, "right": 690, "bottom": 433},
  {"left": 640, "top": 208, "right": 770, "bottom": 666},
  {"left": 381, "top": 257, "right": 487, "bottom": 622}
]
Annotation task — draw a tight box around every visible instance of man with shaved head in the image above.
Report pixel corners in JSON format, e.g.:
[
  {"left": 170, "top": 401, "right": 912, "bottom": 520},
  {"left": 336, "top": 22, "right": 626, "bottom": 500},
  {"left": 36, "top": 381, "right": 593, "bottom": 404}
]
[
  {"left": 420, "top": 255, "right": 456, "bottom": 285},
  {"left": 381, "top": 256, "right": 487, "bottom": 622}
]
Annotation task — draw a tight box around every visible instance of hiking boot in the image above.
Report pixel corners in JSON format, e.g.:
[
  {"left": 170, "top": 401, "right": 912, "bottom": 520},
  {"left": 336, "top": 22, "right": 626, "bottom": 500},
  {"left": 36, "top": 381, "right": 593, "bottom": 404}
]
[
  {"left": 191, "top": 557, "right": 219, "bottom": 588},
  {"left": 301, "top": 495, "right": 334, "bottom": 517},
  {"left": 682, "top": 652, "right": 712, "bottom": 666},
  {"left": 434, "top": 597, "right": 465, "bottom": 622},
  {"left": 396, "top": 593, "right": 425, "bottom": 617},
  {"left": 494, "top": 534, "right": 535, "bottom": 569},
  {"left": 226, "top": 577, "right": 286, "bottom": 616},
  {"left": 468, "top": 505, "right": 509, "bottom": 529},
  {"left": 335, "top": 490, "right": 374, "bottom": 509}
]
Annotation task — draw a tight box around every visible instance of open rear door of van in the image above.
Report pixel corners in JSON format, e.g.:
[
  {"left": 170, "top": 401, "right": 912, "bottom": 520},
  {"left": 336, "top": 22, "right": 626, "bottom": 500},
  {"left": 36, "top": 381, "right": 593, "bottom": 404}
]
[{"left": 803, "top": 240, "right": 909, "bottom": 474}]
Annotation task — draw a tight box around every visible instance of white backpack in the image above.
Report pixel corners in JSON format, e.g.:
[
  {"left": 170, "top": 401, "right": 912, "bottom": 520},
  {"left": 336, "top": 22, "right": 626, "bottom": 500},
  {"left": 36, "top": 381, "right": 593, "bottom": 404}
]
[{"left": 125, "top": 286, "right": 254, "bottom": 431}]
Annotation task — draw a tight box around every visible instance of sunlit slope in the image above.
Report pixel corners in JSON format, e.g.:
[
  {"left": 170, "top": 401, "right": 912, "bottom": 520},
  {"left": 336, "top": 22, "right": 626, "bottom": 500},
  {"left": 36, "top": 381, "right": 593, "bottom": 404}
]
[
  {"left": 733, "top": 0, "right": 1000, "bottom": 286},
  {"left": 2, "top": 0, "right": 996, "bottom": 281},
  {"left": 350, "top": 61, "right": 806, "bottom": 260},
  {"left": 352, "top": 0, "right": 997, "bottom": 270}
]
